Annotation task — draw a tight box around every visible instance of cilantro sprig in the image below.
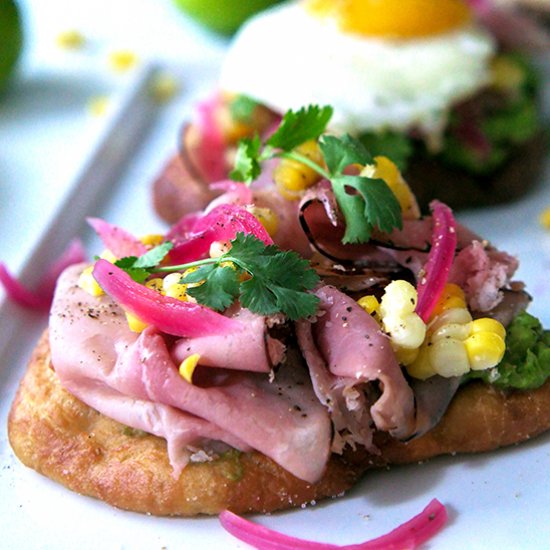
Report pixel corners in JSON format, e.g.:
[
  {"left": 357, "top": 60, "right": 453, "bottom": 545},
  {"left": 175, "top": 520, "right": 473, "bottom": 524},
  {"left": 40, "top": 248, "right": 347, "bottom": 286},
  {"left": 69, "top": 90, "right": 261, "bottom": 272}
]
[
  {"left": 114, "top": 233, "right": 320, "bottom": 321},
  {"left": 230, "top": 105, "right": 403, "bottom": 243}
]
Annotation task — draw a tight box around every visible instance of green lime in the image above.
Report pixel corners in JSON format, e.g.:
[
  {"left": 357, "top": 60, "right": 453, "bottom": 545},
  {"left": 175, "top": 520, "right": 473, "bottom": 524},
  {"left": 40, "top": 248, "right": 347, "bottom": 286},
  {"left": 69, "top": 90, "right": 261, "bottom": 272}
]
[
  {"left": 0, "top": 0, "right": 23, "bottom": 92},
  {"left": 173, "top": 0, "right": 283, "bottom": 35}
]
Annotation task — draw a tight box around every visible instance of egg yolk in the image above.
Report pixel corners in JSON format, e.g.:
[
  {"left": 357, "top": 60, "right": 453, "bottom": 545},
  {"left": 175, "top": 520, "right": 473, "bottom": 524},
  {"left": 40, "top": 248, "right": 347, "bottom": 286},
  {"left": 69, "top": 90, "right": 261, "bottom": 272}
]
[{"left": 305, "top": 0, "right": 473, "bottom": 38}]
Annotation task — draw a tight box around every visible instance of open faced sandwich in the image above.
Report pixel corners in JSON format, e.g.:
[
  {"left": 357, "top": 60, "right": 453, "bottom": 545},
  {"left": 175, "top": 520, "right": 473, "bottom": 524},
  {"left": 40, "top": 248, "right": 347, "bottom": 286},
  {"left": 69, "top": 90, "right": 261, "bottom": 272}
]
[
  {"left": 153, "top": 0, "right": 549, "bottom": 223},
  {"left": 8, "top": 106, "right": 550, "bottom": 517}
]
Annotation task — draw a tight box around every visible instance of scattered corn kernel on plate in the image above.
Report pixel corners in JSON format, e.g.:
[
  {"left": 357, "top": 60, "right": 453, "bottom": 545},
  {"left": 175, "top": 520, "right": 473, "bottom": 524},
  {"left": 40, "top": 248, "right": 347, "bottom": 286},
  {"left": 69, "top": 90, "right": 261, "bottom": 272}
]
[{"left": 1, "top": 27, "right": 550, "bottom": 550}]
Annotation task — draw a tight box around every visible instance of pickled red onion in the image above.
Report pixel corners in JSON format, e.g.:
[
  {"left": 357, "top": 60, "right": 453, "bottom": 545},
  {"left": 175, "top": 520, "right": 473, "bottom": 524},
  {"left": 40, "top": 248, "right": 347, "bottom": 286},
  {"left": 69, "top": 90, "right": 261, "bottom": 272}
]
[
  {"left": 219, "top": 499, "right": 447, "bottom": 550},
  {"left": 168, "top": 204, "right": 273, "bottom": 264},
  {"left": 87, "top": 217, "right": 147, "bottom": 258},
  {"left": 92, "top": 259, "right": 241, "bottom": 337},
  {"left": 196, "top": 94, "right": 227, "bottom": 182},
  {"left": 0, "top": 239, "right": 86, "bottom": 311},
  {"left": 415, "top": 201, "right": 457, "bottom": 322}
]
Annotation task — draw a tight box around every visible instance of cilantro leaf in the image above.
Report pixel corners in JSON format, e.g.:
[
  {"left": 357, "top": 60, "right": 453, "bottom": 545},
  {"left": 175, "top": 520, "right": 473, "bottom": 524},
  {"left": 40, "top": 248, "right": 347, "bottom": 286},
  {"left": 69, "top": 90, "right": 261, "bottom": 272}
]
[
  {"left": 358, "top": 131, "right": 413, "bottom": 171},
  {"left": 185, "top": 264, "right": 240, "bottom": 312},
  {"left": 133, "top": 242, "right": 173, "bottom": 268},
  {"left": 332, "top": 175, "right": 402, "bottom": 243},
  {"left": 267, "top": 105, "right": 333, "bottom": 151},
  {"left": 230, "top": 135, "right": 263, "bottom": 183},
  {"left": 319, "top": 134, "right": 373, "bottom": 175}
]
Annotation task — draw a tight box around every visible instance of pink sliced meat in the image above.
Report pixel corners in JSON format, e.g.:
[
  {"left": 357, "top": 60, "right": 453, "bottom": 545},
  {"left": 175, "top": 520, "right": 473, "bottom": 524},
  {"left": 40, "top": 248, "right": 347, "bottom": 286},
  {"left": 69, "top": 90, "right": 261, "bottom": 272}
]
[
  {"left": 49, "top": 265, "right": 331, "bottom": 483},
  {"left": 448, "top": 240, "right": 519, "bottom": 312},
  {"left": 297, "top": 285, "right": 415, "bottom": 450}
]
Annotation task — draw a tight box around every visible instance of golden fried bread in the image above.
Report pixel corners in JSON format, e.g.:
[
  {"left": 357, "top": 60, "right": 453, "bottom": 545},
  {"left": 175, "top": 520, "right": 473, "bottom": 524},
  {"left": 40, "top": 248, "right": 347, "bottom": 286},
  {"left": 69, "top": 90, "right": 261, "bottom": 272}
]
[
  {"left": 7, "top": 332, "right": 365, "bottom": 516},
  {"left": 8, "top": 332, "right": 550, "bottom": 516}
]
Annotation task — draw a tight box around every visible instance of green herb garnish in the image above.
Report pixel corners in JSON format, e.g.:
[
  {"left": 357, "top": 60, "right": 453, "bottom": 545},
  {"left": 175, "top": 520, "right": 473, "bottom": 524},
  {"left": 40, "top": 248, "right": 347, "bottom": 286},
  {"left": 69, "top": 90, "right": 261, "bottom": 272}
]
[
  {"left": 230, "top": 105, "right": 402, "bottom": 244},
  {"left": 229, "top": 94, "right": 259, "bottom": 124},
  {"left": 115, "top": 233, "right": 320, "bottom": 321}
]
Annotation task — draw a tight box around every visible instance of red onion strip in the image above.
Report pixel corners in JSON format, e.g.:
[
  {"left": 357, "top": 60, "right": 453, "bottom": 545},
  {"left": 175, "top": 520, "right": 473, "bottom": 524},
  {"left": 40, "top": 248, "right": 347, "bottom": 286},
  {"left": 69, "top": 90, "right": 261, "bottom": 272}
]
[
  {"left": 92, "top": 259, "right": 241, "bottom": 338},
  {"left": 415, "top": 201, "right": 458, "bottom": 322},
  {"left": 168, "top": 204, "right": 273, "bottom": 264},
  {"left": 219, "top": 499, "right": 447, "bottom": 550},
  {"left": 196, "top": 94, "right": 227, "bottom": 182},
  {"left": 0, "top": 239, "right": 86, "bottom": 311},
  {"left": 87, "top": 217, "right": 147, "bottom": 258}
]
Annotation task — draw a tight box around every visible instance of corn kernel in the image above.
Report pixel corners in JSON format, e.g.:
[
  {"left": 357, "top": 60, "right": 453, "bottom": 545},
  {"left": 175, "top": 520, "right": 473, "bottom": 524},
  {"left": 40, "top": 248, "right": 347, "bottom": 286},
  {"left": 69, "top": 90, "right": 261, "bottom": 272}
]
[
  {"left": 380, "top": 280, "right": 418, "bottom": 316},
  {"left": 540, "top": 207, "right": 550, "bottom": 229},
  {"left": 125, "top": 312, "right": 148, "bottom": 333},
  {"left": 384, "top": 312, "right": 426, "bottom": 349},
  {"left": 274, "top": 140, "right": 324, "bottom": 196},
  {"left": 162, "top": 273, "right": 183, "bottom": 292},
  {"left": 406, "top": 347, "right": 436, "bottom": 380},
  {"left": 470, "top": 318, "right": 506, "bottom": 341},
  {"left": 247, "top": 206, "right": 279, "bottom": 237},
  {"left": 464, "top": 332, "right": 506, "bottom": 371},
  {"left": 431, "top": 321, "right": 472, "bottom": 343},
  {"left": 165, "top": 283, "right": 188, "bottom": 301},
  {"left": 357, "top": 295, "right": 380, "bottom": 314},
  {"left": 145, "top": 278, "right": 164, "bottom": 293},
  {"left": 78, "top": 266, "right": 104, "bottom": 297},
  {"left": 179, "top": 354, "right": 201, "bottom": 384},
  {"left": 56, "top": 30, "right": 85, "bottom": 50},
  {"left": 140, "top": 234, "right": 164, "bottom": 247},
  {"left": 429, "top": 307, "right": 473, "bottom": 334},
  {"left": 210, "top": 241, "right": 231, "bottom": 258},
  {"left": 429, "top": 338, "right": 470, "bottom": 377},
  {"left": 361, "top": 156, "right": 420, "bottom": 219},
  {"left": 430, "top": 283, "right": 467, "bottom": 318},
  {"left": 109, "top": 50, "right": 138, "bottom": 73},
  {"left": 395, "top": 345, "right": 420, "bottom": 366},
  {"left": 99, "top": 249, "right": 118, "bottom": 263}
]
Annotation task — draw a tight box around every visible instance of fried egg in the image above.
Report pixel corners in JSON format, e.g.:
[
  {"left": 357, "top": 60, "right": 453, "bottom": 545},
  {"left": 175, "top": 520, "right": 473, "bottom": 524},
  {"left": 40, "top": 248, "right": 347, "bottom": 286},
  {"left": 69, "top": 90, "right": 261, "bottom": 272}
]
[{"left": 219, "top": 0, "right": 496, "bottom": 137}]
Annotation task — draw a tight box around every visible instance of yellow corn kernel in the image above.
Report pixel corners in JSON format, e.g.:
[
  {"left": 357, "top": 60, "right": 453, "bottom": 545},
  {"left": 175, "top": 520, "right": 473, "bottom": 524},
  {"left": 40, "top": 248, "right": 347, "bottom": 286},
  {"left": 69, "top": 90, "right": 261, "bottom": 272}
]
[
  {"left": 464, "top": 332, "right": 506, "bottom": 371},
  {"left": 470, "top": 318, "right": 506, "bottom": 341},
  {"left": 357, "top": 295, "right": 381, "bottom": 320},
  {"left": 99, "top": 249, "right": 118, "bottom": 263},
  {"left": 540, "top": 207, "right": 550, "bottom": 229},
  {"left": 209, "top": 240, "right": 231, "bottom": 258},
  {"left": 395, "top": 345, "right": 420, "bottom": 366},
  {"left": 406, "top": 346, "right": 436, "bottom": 380},
  {"left": 179, "top": 354, "right": 201, "bottom": 384},
  {"left": 145, "top": 278, "right": 164, "bottom": 293},
  {"left": 380, "top": 280, "right": 418, "bottom": 317},
  {"left": 431, "top": 321, "right": 472, "bottom": 343},
  {"left": 56, "top": 30, "right": 85, "bottom": 49},
  {"left": 428, "top": 338, "right": 470, "bottom": 377},
  {"left": 165, "top": 283, "right": 188, "bottom": 301},
  {"left": 182, "top": 267, "right": 204, "bottom": 288},
  {"left": 78, "top": 266, "right": 104, "bottom": 297},
  {"left": 109, "top": 50, "right": 138, "bottom": 73},
  {"left": 361, "top": 156, "right": 420, "bottom": 220},
  {"left": 384, "top": 312, "right": 426, "bottom": 349},
  {"left": 428, "top": 307, "right": 473, "bottom": 334},
  {"left": 430, "top": 283, "right": 466, "bottom": 318},
  {"left": 162, "top": 272, "right": 183, "bottom": 292},
  {"left": 140, "top": 234, "right": 164, "bottom": 247},
  {"left": 273, "top": 140, "right": 324, "bottom": 195},
  {"left": 125, "top": 312, "right": 148, "bottom": 333},
  {"left": 247, "top": 206, "right": 279, "bottom": 237}
]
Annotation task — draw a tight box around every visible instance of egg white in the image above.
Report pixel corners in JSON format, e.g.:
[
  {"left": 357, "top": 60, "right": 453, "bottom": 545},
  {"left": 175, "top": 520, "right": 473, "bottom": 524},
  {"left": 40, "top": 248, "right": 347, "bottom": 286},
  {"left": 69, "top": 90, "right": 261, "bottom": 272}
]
[{"left": 219, "top": 2, "right": 496, "bottom": 137}]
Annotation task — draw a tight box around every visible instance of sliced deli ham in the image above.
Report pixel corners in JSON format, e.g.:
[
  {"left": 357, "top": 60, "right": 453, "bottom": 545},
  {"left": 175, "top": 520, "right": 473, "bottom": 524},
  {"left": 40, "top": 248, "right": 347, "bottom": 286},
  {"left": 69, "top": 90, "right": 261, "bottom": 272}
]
[
  {"left": 296, "top": 285, "right": 416, "bottom": 451},
  {"left": 49, "top": 265, "right": 331, "bottom": 483}
]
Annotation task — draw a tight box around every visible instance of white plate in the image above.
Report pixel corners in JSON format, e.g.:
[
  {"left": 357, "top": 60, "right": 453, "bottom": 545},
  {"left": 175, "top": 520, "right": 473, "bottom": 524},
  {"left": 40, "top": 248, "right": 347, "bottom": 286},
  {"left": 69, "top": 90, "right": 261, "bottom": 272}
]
[{"left": 1, "top": 59, "right": 550, "bottom": 550}]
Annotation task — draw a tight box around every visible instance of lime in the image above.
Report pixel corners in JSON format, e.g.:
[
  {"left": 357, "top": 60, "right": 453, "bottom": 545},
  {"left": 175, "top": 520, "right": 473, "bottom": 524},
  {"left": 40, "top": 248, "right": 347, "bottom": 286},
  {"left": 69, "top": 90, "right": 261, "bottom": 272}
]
[
  {"left": 0, "top": 0, "right": 23, "bottom": 92},
  {"left": 173, "top": 0, "right": 283, "bottom": 35}
]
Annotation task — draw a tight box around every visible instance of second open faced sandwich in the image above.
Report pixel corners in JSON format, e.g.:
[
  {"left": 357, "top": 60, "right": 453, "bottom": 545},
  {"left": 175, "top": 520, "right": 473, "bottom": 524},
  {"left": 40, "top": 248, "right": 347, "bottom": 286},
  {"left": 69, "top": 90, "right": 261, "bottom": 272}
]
[
  {"left": 8, "top": 106, "right": 550, "bottom": 518},
  {"left": 153, "top": 0, "right": 549, "bottom": 222}
]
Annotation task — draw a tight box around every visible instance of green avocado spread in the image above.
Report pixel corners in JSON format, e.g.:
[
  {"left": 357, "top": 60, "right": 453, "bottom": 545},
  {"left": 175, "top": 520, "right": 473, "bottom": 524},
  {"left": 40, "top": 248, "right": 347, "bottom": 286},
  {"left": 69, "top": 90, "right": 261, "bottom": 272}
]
[{"left": 467, "top": 312, "right": 550, "bottom": 390}]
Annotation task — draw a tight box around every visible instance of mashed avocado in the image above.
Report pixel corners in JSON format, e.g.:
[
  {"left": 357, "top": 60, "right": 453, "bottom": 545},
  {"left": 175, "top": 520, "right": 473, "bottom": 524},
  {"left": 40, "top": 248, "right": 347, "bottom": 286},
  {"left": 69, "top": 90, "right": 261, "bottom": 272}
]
[{"left": 468, "top": 312, "right": 550, "bottom": 390}]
